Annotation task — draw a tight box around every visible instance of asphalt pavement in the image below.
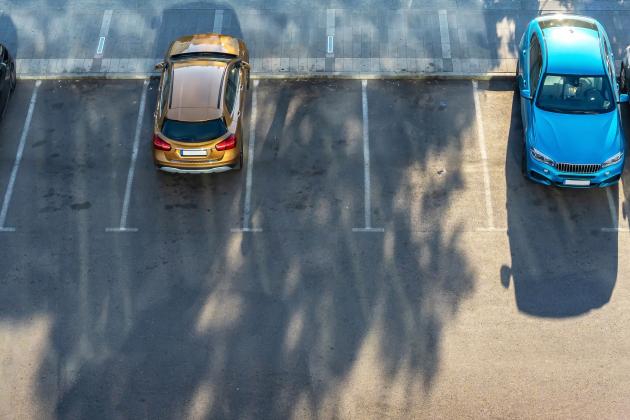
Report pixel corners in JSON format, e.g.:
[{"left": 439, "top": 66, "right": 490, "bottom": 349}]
[{"left": 1, "top": 78, "right": 629, "bottom": 419}]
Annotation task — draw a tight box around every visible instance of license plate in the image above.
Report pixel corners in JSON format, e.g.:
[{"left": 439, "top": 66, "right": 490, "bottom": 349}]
[
  {"left": 180, "top": 149, "right": 207, "bottom": 157},
  {"left": 564, "top": 179, "right": 590, "bottom": 186}
]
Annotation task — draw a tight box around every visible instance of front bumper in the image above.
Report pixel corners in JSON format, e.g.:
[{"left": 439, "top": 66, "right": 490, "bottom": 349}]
[{"left": 526, "top": 154, "right": 624, "bottom": 188}]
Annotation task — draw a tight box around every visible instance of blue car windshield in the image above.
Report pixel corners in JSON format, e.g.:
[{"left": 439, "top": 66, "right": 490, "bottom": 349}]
[{"left": 536, "top": 74, "right": 615, "bottom": 114}]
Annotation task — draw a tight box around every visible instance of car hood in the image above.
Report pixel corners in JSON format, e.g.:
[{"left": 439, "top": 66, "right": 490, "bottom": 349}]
[{"left": 532, "top": 107, "right": 622, "bottom": 164}]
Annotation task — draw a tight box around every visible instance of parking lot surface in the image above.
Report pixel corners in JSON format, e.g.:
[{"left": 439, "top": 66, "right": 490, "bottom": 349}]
[{"left": 1, "top": 79, "right": 630, "bottom": 419}]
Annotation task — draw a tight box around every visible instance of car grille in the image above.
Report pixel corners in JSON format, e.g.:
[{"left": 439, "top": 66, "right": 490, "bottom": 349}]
[{"left": 554, "top": 163, "right": 601, "bottom": 174}]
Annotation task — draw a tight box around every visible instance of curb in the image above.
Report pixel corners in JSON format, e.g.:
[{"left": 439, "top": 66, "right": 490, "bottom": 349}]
[{"left": 16, "top": 71, "right": 516, "bottom": 81}]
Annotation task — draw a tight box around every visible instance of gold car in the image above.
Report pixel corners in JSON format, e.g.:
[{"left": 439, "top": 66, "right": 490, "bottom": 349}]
[{"left": 152, "top": 33, "right": 250, "bottom": 173}]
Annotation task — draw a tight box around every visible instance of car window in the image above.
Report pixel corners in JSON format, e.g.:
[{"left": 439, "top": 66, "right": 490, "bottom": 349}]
[
  {"left": 159, "top": 67, "right": 171, "bottom": 113},
  {"left": 536, "top": 74, "right": 615, "bottom": 114},
  {"left": 529, "top": 34, "right": 543, "bottom": 93},
  {"left": 161, "top": 118, "right": 228, "bottom": 142},
  {"left": 603, "top": 41, "right": 614, "bottom": 80},
  {"left": 224, "top": 65, "right": 240, "bottom": 114}
]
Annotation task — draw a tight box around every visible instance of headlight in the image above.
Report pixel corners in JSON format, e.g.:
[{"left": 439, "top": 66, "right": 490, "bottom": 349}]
[
  {"left": 602, "top": 152, "right": 624, "bottom": 168},
  {"left": 530, "top": 148, "right": 555, "bottom": 166}
]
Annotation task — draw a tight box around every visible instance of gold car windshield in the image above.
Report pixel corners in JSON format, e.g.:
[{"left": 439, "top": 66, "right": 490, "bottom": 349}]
[{"left": 162, "top": 118, "right": 228, "bottom": 143}]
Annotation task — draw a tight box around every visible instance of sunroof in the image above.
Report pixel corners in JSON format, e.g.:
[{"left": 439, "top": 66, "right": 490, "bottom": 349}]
[{"left": 539, "top": 18, "right": 597, "bottom": 31}]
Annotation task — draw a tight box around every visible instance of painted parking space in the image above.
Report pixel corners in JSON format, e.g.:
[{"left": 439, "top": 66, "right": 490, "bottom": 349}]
[
  {"left": 123, "top": 79, "right": 248, "bottom": 234},
  {"left": 0, "top": 81, "right": 39, "bottom": 231},
  {"left": 473, "top": 79, "right": 622, "bottom": 317},
  {"left": 4, "top": 79, "right": 147, "bottom": 232},
  {"left": 367, "top": 79, "right": 490, "bottom": 233},
  {"left": 249, "top": 79, "right": 364, "bottom": 232}
]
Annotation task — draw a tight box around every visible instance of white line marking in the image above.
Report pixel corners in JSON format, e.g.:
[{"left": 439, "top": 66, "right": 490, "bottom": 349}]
[
  {"left": 237, "top": 80, "right": 261, "bottom": 233},
  {"left": 94, "top": 9, "right": 113, "bottom": 59},
  {"left": 472, "top": 80, "right": 495, "bottom": 230},
  {"left": 476, "top": 227, "right": 508, "bottom": 232},
  {"left": 616, "top": 180, "right": 629, "bottom": 230},
  {"left": 326, "top": 9, "right": 335, "bottom": 57},
  {"left": 606, "top": 187, "right": 618, "bottom": 229},
  {"left": 0, "top": 80, "right": 41, "bottom": 232},
  {"left": 107, "top": 80, "right": 148, "bottom": 233},
  {"left": 105, "top": 227, "right": 139, "bottom": 233},
  {"left": 354, "top": 80, "right": 383, "bottom": 233},
  {"left": 352, "top": 228, "right": 385, "bottom": 233},
  {"left": 438, "top": 10, "right": 452, "bottom": 60},
  {"left": 96, "top": 37, "right": 106, "bottom": 55},
  {"left": 213, "top": 9, "right": 224, "bottom": 34}
]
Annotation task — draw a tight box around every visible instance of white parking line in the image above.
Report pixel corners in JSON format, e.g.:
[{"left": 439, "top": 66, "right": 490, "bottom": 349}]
[
  {"left": 602, "top": 184, "right": 630, "bottom": 232},
  {"left": 0, "top": 80, "right": 41, "bottom": 232},
  {"left": 94, "top": 10, "right": 113, "bottom": 59},
  {"left": 438, "top": 10, "right": 452, "bottom": 60},
  {"left": 213, "top": 9, "right": 224, "bottom": 34},
  {"left": 232, "top": 80, "right": 262, "bottom": 233},
  {"left": 353, "top": 80, "right": 384, "bottom": 233},
  {"left": 106, "top": 80, "right": 149, "bottom": 233},
  {"left": 471, "top": 80, "right": 499, "bottom": 232}
]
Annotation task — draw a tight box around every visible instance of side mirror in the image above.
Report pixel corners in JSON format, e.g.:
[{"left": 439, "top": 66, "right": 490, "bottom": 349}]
[
  {"left": 154, "top": 62, "right": 165, "bottom": 70},
  {"left": 619, "top": 93, "right": 629, "bottom": 104}
]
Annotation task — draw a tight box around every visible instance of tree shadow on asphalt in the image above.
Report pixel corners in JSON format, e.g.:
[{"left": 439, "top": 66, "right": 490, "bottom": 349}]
[
  {"left": 498, "top": 80, "right": 618, "bottom": 317},
  {"left": 154, "top": 1, "right": 243, "bottom": 59},
  {"left": 0, "top": 80, "right": 476, "bottom": 419},
  {"left": 0, "top": 13, "right": 17, "bottom": 55},
  {"left": 1, "top": 1, "right": 627, "bottom": 419}
]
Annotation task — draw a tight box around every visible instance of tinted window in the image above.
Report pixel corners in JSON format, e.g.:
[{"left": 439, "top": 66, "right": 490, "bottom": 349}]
[
  {"left": 159, "top": 68, "right": 171, "bottom": 113},
  {"left": 225, "top": 66, "right": 239, "bottom": 113},
  {"left": 161, "top": 118, "right": 228, "bottom": 142},
  {"left": 536, "top": 74, "right": 615, "bottom": 114},
  {"left": 530, "top": 35, "right": 543, "bottom": 92},
  {"left": 538, "top": 19, "right": 597, "bottom": 31}
]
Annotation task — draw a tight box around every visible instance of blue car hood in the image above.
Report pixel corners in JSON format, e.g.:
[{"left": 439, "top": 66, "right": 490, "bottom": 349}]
[{"left": 532, "top": 107, "right": 622, "bottom": 164}]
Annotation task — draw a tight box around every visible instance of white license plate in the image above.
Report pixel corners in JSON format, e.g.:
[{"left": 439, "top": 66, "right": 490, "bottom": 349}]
[
  {"left": 180, "top": 149, "right": 207, "bottom": 157},
  {"left": 564, "top": 179, "right": 590, "bottom": 186}
]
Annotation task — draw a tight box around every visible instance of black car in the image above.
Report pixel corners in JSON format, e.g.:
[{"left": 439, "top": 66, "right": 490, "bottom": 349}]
[{"left": 0, "top": 43, "right": 16, "bottom": 120}]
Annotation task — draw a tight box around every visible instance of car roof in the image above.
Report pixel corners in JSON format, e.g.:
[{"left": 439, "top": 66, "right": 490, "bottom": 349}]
[
  {"left": 166, "top": 59, "right": 226, "bottom": 122},
  {"left": 168, "top": 33, "right": 241, "bottom": 58},
  {"left": 540, "top": 18, "right": 605, "bottom": 75}
]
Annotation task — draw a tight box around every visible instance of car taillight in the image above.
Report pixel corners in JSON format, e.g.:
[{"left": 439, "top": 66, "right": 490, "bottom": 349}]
[
  {"left": 215, "top": 135, "right": 237, "bottom": 151},
  {"left": 153, "top": 135, "right": 171, "bottom": 151}
]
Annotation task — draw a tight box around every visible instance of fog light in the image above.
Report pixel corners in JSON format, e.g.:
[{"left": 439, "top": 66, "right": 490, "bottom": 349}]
[{"left": 605, "top": 171, "right": 611, "bottom": 176}]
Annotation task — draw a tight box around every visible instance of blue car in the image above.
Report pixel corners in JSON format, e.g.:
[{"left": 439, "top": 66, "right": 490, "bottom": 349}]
[{"left": 517, "top": 15, "right": 628, "bottom": 188}]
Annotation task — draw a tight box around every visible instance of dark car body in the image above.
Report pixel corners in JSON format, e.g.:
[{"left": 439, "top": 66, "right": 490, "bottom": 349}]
[{"left": 0, "top": 43, "right": 16, "bottom": 120}]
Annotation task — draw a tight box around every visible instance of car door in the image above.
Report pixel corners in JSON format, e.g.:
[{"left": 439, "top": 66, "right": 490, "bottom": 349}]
[
  {"left": 522, "top": 31, "right": 543, "bottom": 144},
  {"left": 0, "top": 54, "right": 8, "bottom": 117},
  {"left": 155, "top": 64, "right": 171, "bottom": 124},
  {"left": 518, "top": 28, "right": 530, "bottom": 131},
  {"left": 223, "top": 63, "right": 242, "bottom": 139}
]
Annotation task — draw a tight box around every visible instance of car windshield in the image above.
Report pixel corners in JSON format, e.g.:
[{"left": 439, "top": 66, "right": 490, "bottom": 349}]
[
  {"left": 162, "top": 118, "right": 228, "bottom": 142},
  {"left": 536, "top": 74, "right": 615, "bottom": 114}
]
